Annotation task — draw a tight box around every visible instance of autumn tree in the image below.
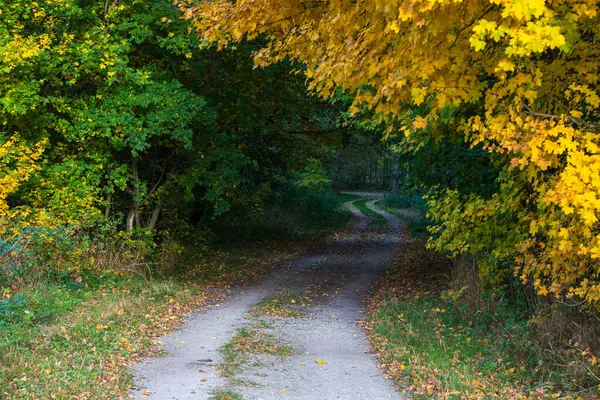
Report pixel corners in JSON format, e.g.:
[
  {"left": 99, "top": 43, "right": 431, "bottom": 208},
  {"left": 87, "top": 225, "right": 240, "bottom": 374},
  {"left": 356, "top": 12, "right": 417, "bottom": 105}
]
[
  {"left": 1, "top": 0, "right": 354, "bottom": 281},
  {"left": 182, "top": 0, "right": 600, "bottom": 304}
]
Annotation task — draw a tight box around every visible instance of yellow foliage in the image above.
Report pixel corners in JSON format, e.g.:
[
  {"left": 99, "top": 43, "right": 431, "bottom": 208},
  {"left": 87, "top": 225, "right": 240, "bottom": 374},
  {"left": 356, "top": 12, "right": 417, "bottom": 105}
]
[
  {"left": 0, "top": 135, "right": 46, "bottom": 235},
  {"left": 182, "top": 0, "right": 600, "bottom": 305}
]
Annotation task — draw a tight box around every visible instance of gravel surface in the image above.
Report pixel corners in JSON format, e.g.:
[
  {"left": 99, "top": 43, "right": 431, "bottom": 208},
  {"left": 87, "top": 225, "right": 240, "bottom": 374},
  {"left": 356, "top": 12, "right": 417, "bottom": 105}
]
[{"left": 130, "top": 196, "right": 407, "bottom": 400}]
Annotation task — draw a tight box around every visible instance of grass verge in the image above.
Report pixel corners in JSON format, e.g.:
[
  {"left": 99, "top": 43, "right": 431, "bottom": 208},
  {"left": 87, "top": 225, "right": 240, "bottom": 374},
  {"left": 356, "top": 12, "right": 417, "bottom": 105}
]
[
  {"left": 0, "top": 240, "right": 317, "bottom": 399},
  {"left": 365, "top": 237, "right": 600, "bottom": 399},
  {"left": 1, "top": 278, "right": 207, "bottom": 399},
  {"left": 375, "top": 198, "right": 429, "bottom": 238},
  {"left": 338, "top": 193, "right": 364, "bottom": 204}
]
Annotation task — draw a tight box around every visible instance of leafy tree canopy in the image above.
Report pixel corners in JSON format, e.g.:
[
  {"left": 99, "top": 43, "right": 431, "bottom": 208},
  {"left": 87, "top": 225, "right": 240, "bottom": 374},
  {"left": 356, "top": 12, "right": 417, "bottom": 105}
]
[{"left": 182, "top": 0, "right": 600, "bottom": 304}]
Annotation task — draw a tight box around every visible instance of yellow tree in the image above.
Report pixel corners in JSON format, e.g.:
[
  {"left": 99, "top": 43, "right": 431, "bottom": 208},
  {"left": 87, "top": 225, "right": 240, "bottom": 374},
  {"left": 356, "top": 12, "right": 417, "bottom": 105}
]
[
  {"left": 0, "top": 136, "right": 46, "bottom": 236},
  {"left": 182, "top": 0, "right": 600, "bottom": 304}
]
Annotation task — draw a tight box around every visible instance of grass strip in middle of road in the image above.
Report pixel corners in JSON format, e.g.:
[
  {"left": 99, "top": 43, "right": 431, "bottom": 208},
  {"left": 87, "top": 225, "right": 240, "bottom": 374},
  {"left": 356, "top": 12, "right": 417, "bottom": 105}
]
[{"left": 217, "top": 324, "right": 293, "bottom": 382}]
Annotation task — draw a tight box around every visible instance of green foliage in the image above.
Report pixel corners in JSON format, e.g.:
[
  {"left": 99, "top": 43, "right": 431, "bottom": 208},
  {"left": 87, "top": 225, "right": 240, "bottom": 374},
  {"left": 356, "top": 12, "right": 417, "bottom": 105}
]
[
  {"left": 393, "top": 120, "right": 500, "bottom": 199},
  {"left": 1, "top": 0, "right": 211, "bottom": 225},
  {"left": 1, "top": 226, "right": 88, "bottom": 283},
  {"left": 211, "top": 183, "right": 351, "bottom": 244},
  {"left": 382, "top": 191, "right": 427, "bottom": 212},
  {"left": 295, "top": 158, "right": 331, "bottom": 192},
  {"left": 1, "top": 0, "right": 355, "bottom": 287}
]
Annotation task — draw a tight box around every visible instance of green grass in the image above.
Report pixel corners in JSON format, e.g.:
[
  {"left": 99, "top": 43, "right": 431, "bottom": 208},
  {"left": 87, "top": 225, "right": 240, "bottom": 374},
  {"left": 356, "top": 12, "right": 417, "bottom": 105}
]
[
  {"left": 375, "top": 199, "right": 429, "bottom": 238},
  {"left": 372, "top": 295, "right": 549, "bottom": 398},
  {"left": 218, "top": 327, "right": 293, "bottom": 378},
  {"left": 370, "top": 291, "right": 600, "bottom": 399},
  {"left": 211, "top": 389, "right": 245, "bottom": 400},
  {"left": 352, "top": 198, "right": 379, "bottom": 217},
  {"left": 366, "top": 203, "right": 600, "bottom": 399},
  {"left": 351, "top": 198, "right": 388, "bottom": 227},
  {"left": 0, "top": 277, "right": 206, "bottom": 399},
  {"left": 250, "top": 291, "right": 308, "bottom": 318},
  {"left": 338, "top": 193, "right": 364, "bottom": 203}
]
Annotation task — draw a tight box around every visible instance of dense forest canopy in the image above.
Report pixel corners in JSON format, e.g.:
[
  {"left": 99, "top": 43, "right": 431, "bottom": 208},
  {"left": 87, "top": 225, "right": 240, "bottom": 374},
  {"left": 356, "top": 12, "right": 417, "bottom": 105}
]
[
  {"left": 181, "top": 0, "right": 600, "bottom": 306},
  {"left": 0, "top": 0, "right": 373, "bottom": 277},
  {"left": 1, "top": 0, "right": 600, "bottom": 308},
  {"left": 3, "top": 2, "right": 600, "bottom": 398}
]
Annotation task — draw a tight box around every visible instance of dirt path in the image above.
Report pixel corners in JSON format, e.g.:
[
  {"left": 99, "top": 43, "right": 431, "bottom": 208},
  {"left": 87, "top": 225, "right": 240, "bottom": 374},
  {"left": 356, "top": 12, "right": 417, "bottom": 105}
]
[{"left": 130, "top": 196, "right": 407, "bottom": 400}]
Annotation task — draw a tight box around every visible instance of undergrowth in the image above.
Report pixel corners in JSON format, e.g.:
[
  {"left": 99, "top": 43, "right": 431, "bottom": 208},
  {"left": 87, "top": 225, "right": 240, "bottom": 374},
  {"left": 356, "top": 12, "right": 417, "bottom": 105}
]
[
  {"left": 377, "top": 192, "right": 430, "bottom": 238},
  {"left": 365, "top": 202, "right": 600, "bottom": 399},
  {"left": 0, "top": 185, "right": 351, "bottom": 399},
  {"left": 210, "top": 185, "right": 352, "bottom": 244}
]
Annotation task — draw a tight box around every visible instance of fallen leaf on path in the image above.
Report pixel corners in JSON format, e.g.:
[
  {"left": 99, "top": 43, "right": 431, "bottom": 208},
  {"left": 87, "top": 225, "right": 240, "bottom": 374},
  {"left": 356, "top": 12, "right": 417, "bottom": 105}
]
[
  {"left": 316, "top": 359, "right": 327, "bottom": 365},
  {"left": 278, "top": 388, "right": 287, "bottom": 392}
]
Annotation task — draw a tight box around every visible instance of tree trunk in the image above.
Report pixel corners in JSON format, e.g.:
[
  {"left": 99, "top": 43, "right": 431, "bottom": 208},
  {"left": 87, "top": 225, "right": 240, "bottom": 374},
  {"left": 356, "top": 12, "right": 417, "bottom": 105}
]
[
  {"left": 104, "top": 193, "right": 112, "bottom": 219},
  {"left": 126, "top": 157, "right": 141, "bottom": 232},
  {"left": 147, "top": 194, "right": 164, "bottom": 231},
  {"left": 126, "top": 208, "right": 136, "bottom": 232},
  {"left": 391, "top": 162, "right": 399, "bottom": 195}
]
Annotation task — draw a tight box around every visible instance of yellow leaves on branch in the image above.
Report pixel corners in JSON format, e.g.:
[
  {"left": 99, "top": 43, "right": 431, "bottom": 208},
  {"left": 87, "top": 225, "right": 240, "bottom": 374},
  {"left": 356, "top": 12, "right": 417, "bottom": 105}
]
[
  {"left": 183, "top": 0, "right": 600, "bottom": 305},
  {"left": 0, "top": 136, "right": 46, "bottom": 235},
  {"left": 0, "top": 34, "right": 51, "bottom": 73}
]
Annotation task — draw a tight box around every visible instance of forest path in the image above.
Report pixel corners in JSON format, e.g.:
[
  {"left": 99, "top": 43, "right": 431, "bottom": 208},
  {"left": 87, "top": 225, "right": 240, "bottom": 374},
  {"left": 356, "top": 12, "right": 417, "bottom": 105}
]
[{"left": 130, "top": 194, "right": 406, "bottom": 400}]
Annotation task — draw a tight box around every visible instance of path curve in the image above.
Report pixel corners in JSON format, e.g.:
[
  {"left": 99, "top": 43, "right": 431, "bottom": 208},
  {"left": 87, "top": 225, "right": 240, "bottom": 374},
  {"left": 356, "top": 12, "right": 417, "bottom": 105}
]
[
  {"left": 365, "top": 198, "right": 402, "bottom": 241},
  {"left": 129, "top": 194, "right": 407, "bottom": 400}
]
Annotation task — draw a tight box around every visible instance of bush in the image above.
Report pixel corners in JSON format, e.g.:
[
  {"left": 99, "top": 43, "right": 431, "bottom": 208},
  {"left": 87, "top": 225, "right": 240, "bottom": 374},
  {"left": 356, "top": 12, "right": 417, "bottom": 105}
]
[
  {"left": 209, "top": 181, "right": 351, "bottom": 244},
  {"left": 382, "top": 190, "right": 427, "bottom": 212}
]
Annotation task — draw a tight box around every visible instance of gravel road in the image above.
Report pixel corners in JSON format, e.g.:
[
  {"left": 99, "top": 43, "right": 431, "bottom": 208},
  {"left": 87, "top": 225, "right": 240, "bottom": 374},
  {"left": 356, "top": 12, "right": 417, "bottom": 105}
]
[{"left": 130, "top": 195, "right": 407, "bottom": 400}]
